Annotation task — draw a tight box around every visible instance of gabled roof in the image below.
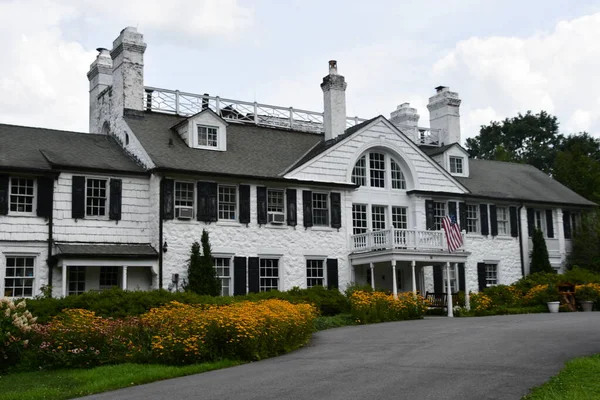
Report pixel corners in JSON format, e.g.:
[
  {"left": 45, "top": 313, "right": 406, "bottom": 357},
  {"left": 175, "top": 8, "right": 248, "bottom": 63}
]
[
  {"left": 123, "top": 110, "right": 323, "bottom": 178},
  {"left": 420, "top": 143, "right": 466, "bottom": 157},
  {"left": 457, "top": 159, "right": 596, "bottom": 206},
  {"left": 0, "top": 123, "right": 145, "bottom": 174}
]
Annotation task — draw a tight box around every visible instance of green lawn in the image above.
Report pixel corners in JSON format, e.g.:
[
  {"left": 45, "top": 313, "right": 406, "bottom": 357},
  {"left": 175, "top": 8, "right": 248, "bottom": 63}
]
[
  {"left": 0, "top": 361, "right": 242, "bottom": 400},
  {"left": 524, "top": 354, "right": 600, "bottom": 399}
]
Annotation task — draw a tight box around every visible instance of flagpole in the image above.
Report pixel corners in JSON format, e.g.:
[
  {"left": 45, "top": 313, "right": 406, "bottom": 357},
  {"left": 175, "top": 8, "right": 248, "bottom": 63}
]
[{"left": 446, "top": 261, "right": 454, "bottom": 317}]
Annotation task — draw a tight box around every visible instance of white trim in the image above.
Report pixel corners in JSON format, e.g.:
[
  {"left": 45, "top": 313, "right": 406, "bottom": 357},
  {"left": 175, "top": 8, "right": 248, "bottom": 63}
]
[
  {"left": 8, "top": 176, "right": 37, "bottom": 216},
  {"left": 2, "top": 253, "right": 38, "bottom": 298},
  {"left": 84, "top": 176, "right": 110, "bottom": 220},
  {"left": 305, "top": 257, "right": 327, "bottom": 288}
]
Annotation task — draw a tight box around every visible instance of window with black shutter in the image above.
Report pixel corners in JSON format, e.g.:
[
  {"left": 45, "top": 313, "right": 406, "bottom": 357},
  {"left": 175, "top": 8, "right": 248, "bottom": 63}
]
[
  {"left": 546, "top": 209, "right": 554, "bottom": 238},
  {"left": 425, "top": 200, "right": 434, "bottom": 230},
  {"left": 239, "top": 185, "right": 250, "bottom": 224},
  {"left": 433, "top": 265, "right": 443, "bottom": 293},
  {"left": 489, "top": 204, "right": 498, "bottom": 236},
  {"left": 303, "top": 190, "right": 313, "bottom": 228},
  {"left": 563, "top": 210, "right": 572, "bottom": 239},
  {"left": 161, "top": 179, "right": 174, "bottom": 220},
  {"left": 448, "top": 201, "right": 457, "bottom": 219},
  {"left": 248, "top": 257, "right": 259, "bottom": 293},
  {"left": 0, "top": 174, "right": 8, "bottom": 215},
  {"left": 459, "top": 202, "right": 466, "bottom": 231},
  {"left": 458, "top": 263, "right": 466, "bottom": 292},
  {"left": 36, "top": 177, "right": 54, "bottom": 218},
  {"left": 233, "top": 256, "right": 247, "bottom": 295},
  {"left": 197, "top": 181, "right": 218, "bottom": 222},
  {"left": 477, "top": 263, "right": 487, "bottom": 292},
  {"left": 256, "top": 186, "right": 267, "bottom": 225},
  {"left": 527, "top": 208, "right": 535, "bottom": 237},
  {"left": 509, "top": 206, "right": 519, "bottom": 238},
  {"left": 330, "top": 192, "right": 341, "bottom": 229},
  {"left": 326, "top": 258, "right": 339, "bottom": 289},
  {"left": 480, "top": 204, "right": 489, "bottom": 236},
  {"left": 286, "top": 189, "right": 297, "bottom": 226},
  {"left": 71, "top": 176, "right": 85, "bottom": 219},
  {"left": 109, "top": 179, "right": 122, "bottom": 221}
]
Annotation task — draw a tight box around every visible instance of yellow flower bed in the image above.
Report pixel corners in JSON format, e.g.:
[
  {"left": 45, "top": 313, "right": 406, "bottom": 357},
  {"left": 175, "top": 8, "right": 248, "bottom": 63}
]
[
  {"left": 349, "top": 291, "right": 427, "bottom": 324},
  {"left": 141, "top": 299, "right": 317, "bottom": 364},
  {"left": 469, "top": 292, "right": 493, "bottom": 313},
  {"left": 575, "top": 283, "right": 600, "bottom": 302}
]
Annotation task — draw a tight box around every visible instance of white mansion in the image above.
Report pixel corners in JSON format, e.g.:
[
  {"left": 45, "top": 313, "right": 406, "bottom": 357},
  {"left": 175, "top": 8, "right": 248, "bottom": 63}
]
[{"left": 0, "top": 27, "right": 594, "bottom": 299}]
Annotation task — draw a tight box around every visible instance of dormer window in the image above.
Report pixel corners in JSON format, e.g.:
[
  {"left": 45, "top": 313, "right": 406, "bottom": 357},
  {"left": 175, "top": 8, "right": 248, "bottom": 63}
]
[
  {"left": 449, "top": 156, "right": 463, "bottom": 174},
  {"left": 351, "top": 152, "right": 407, "bottom": 190},
  {"left": 198, "top": 125, "right": 218, "bottom": 148}
]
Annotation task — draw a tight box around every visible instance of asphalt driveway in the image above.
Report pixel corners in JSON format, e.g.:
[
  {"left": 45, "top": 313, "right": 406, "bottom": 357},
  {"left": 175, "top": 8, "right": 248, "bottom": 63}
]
[{"left": 81, "top": 313, "right": 600, "bottom": 400}]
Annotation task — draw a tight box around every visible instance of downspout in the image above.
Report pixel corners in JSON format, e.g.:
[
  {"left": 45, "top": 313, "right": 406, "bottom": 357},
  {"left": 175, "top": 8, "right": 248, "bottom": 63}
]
[
  {"left": 46, "top": 175, "right": 56, "bottom": 296},
  {"left": 158, "top": 176, "right": 164, "bottom": 289},
  {"left": 518, "top": 204, "right": 525, "bottom": 277}
]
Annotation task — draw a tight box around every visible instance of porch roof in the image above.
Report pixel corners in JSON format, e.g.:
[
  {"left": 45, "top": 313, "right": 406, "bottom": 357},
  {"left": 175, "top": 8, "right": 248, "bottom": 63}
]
[
  {"left": 349, "top": 248, "right": 470, "bottom": 265},
  {"left": 55, "top": 243, "right": 158, "bottom": 260}
]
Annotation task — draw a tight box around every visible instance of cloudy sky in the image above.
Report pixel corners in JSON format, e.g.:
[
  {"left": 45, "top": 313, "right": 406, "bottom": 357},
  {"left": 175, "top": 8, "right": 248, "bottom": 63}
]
[{"left": 1, "top": 0, "right": 599, "bottom": 143}]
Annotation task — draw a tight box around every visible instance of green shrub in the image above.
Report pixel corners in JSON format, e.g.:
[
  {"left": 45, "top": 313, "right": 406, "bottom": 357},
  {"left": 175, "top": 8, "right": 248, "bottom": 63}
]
[
  {"left": 513, "top": 272, "right": 560, "bottom": 294},
  {"left": 349, "top": 291, "right": 427, "bottom": 324},
  {"left": 530, "top": 228, "right": 553, "bottom": 274},
  {"left": 0, "top": 299, "right": 37, "bottom": 371},
  {"left": 561, "top": 267, "right": 600, "bottom": 285},
  {"left": 185, "top": 230, "right": 221, "bottom": 296},
  {"left": 313, "top": 313, "right": 354, "bottom": 331},
  {"left": 344, "top": 283, "right": 373, "bottom": 298},
  {"left": 483, "top": 285, "right": 523, "bottom": 307}
]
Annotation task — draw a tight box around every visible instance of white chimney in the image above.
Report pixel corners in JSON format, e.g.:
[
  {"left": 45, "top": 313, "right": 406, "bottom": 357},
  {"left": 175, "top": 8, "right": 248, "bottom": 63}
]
[
  {"left": 87, "top": 48, "right": 112, "bottom": 133},
  {"left": 427, "top": 86, "right": 462, "bottom": 145},
  {"left": 110, "top": 27, "right": 147, "bottom": 112},
  {"left": 390, "top": 103, "right": 420, "bottom": 141},
  {"left": 321, "top": 60, "right": 347, "bottom": 141}
]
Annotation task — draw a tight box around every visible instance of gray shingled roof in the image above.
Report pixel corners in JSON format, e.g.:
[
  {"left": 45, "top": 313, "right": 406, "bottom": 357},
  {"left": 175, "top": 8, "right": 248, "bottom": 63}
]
[
  {"left": 56, "top": 243, "right": 158, "bottom": 259},
  {"left": 421, "top": 143, "right": 459, "bottom": 157},
  {"left": 123, "top": 111, "right": 323, "bottom": 178},
  {"left": 0, "top": 123, "right": 144, "bottom": 174},
  {"left": 457, "top": 159, "right": 596, "bottom": 206}
]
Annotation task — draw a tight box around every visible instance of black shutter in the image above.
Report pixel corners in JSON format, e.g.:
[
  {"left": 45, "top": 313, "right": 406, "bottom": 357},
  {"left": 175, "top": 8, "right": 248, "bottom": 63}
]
[
  {"left": 239, "top": 184, "right": 250, "bottom": 224},
  {"left": 448, "top": 201, "right": 457, "bottom": 219},
  {"left": 197, "top": 182, "right": 217, "bottom": 222},
  {"left": 326, "top": 258, "right": 339, "bottom": 289},
  {"left": 330, "top": 192, "right": 341, "bottom": 229},
  {"left": 72, "top": 176, "right": 85, "bottom": 219},
  {"left": 509, "top": 206, "right": 519, "bottom": 238},
  {"left": 425, "top": 200, "right": 434, "bottom": 230},
  {"left": 248, "top": 257, "right": 259, "bottom": 293},
  {"left": 546, "top": 209, "right": 554, "bottom": 238},
  {"left": 563, "top": 210, "right": 572, "bottom": 239},
  {"left": 527, "top": 208, "right": 535, "bottom": 237},
  {"left": 161, "top": 179, "right": 174, "bottom": 220},
  {"left": 0, "top": 174, "right": 8, "bottom": 215},
  {"left": 489, "top": 204, "right": 498, "bottom": 236},
  {"left": 458, "top": 263, "right": 466, "bottom": 292},
  {"left": 286, "top": 189, "right": 297, "bottom": 226},
  {"left": 233, "top": 257, "right": 247, "bottom": 295},
  {"left": 477, "top": 263, "right": 487, "bottom": 292},
  {"left": 36, "top": 177, "right": 54, "bottom": 218},
  {"left": 257, "top": 186, "right": 267, "bottom": 225},
  {"left": 480, "top": 204, "right": 489, "bottom": 236},
  {"left": 303, "top": 190, "right": 313, "bottom": 228},
  {"left": 433, "top": 265, "right": 443, "bottom": 293},
  {"left": 109, "top": 178, "right": 122, "bottom": 221},
  {"left": 459, "top": 202, "right": 466, "bottom": 231}
]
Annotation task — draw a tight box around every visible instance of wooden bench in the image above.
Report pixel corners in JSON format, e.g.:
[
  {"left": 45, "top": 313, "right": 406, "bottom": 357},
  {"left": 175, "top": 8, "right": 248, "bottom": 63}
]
[{"left": 425, "top": 292, "right": 459, "bottom": 309}]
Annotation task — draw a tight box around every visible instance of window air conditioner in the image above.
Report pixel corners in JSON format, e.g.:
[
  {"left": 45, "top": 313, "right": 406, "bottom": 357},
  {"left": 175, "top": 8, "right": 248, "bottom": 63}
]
[
  {"left": 176, "top": 206, "right": 194, "bottom": 219},
  {"left": 268, "top": 212, "right": 285, "bottom": 224}
]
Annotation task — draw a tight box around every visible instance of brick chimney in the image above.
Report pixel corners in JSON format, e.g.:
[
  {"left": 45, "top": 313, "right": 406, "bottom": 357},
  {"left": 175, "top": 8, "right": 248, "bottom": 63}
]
[
  {"left": 110, "top": 27, "right": 147, "bottom": 112},
  {"left": 321, "top": 60, "right": 347, "bottom": 141},
  {"left": 427, "top": 86, "right": 462, "bottom": 145},
  {"left": 87, "top": 48, "right": 112, "bottom": 133}
]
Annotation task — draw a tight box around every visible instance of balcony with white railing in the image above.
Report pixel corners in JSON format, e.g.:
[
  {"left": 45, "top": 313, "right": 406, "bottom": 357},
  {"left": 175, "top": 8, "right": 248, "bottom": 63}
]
[
  {"left": 143, "top": 87, "right": 368, "bottom": 134},
  {"left": 351, "top": 228, "right": 466, "bottom": 253}
]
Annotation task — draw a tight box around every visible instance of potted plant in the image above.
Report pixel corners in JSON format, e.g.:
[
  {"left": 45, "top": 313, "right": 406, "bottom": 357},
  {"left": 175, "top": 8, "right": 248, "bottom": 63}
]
[
  {"left": 543, "top": 284, "right": 561, "bottom": 313},
  {"left": 575, "top": 284, "right": 598, "bottom": 312}
]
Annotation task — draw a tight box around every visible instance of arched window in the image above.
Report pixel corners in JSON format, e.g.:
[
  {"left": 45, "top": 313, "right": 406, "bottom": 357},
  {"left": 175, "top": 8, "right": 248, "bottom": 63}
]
[{"left": 351, "top": 151, "right": 407, "bottom": 190}]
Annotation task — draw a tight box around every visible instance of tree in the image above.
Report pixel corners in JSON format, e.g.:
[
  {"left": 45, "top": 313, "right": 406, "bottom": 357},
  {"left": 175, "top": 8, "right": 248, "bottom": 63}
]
[
  {"left": 567, "top": 210, "right": 600, "bottom": 273},
  {"left": 466, "top": 111, "right": 561, "bottom": 173},
  {"left": 185, "top": 230, "right": 221, "bottom": 296},
  {"left": 530, "top": 228, "right": 553, "bottom": 274}
]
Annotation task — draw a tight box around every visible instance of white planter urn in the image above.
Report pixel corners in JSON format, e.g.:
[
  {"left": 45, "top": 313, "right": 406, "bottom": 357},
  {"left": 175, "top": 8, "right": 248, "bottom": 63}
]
[
  {"left": 581, "top": 301, "right": 594, "bottom": 312},
  {"left": 547, "top": 301, "right": 560, "bottom": 313}
]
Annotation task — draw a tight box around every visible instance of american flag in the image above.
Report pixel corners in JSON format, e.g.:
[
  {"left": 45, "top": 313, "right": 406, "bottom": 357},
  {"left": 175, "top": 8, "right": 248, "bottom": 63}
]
[{"left": 442, "top": 213, "right": 463, "bottom": 252}]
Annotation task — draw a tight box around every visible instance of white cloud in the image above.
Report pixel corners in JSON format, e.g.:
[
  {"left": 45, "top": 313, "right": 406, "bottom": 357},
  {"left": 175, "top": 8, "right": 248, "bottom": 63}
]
[{"left": 433, "top": 13, "right": 600, "bottom": 140}]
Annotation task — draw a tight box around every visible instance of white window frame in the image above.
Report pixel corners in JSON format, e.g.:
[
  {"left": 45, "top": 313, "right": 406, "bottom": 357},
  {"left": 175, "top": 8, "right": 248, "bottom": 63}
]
[
  {"left": 442, "top": 264, "right": 458, "bottom": 293},
  {"left": 197, "top": 124, "right": 219, "bottom": 148},
  {"left": 392, "top": 206, "right": 407, "bottom": 229},
  {"left": 3, "top": 255, "right": 36, "bottom": 298},
  {"left": 449, "top": 156, "right": 464, "bottom": 174},
  {"left": 485, "top": 263, "right": 498, "bottom": 286},
  {"left": 497, "top": 207, "right": 510, "bottom": 236},
  {"left": 85, "top": 177, "right": 109, "bottom": 218},
  {"left": 214, "top": 257, "right": 233, "bottom": 296},
  {"left": 99, "top": 266, "right": 119, "bottom": 290},
  {"left": 371, "top": 205, "right": 387, "bottom": 231},
  {"left": 174, "top": 181, "right": 195, "bottom": 219},
  {"left": 267, "top": 189, "right": 285, "bottom": 224},
  {"left": 369, "top": 152, "right": 386, "bottom": 188},
  {"left": 259, "top": 257, "right": 280, "bottom": 292},
  {"left": 68, "top": 266, "right": 86, "bottom": 296},
  {"left": 352, "top": 204, "right": 368, "bottom": 235},
  {"left": 466, "top": 204, "right": 479, "bottom": 234},
  {"left": 351, "top": 155, "right": 367, "bottom": 186},
  {"left": 312, "top": 192, "right": 329, "bottom": 226},
  {"left": 306, "top": 258, "right": 326, "bottom": 288},
  {"left": 433, "top": 202, "right": 446, "bottom": 231},
  {"left": 533, "top": 209, "right": 546, "bottom": 236},
  {"left": 9, "top": 177, "right": 36, "bottom": 215},
  {"left": 218, "top": 185, "right": 237, "bottom": 221},
  {"left": 390, "top": 159, "right": 406, "bottom": 190}
]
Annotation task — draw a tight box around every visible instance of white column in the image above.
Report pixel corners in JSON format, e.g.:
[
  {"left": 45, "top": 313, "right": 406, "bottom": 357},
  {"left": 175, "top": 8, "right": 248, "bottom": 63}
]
[
  {"left": 61, "top": 264, "right": 67, "bottom": 297},
  {"left": 369, "top": 263, "right": 375, "bottom": 291},
  {"left": 520, "top": 207, "right": 531, "bottom": 276},
  {"left": 463, "top": 263, "right": 470, "bottom": 310},
  {"left": 122, "top": 266, "right": 128, "bottom": 290},
  {"left": 391, "top": 260, "right": 398, "bottom": 299},
  {"left": 446, "top": 262, "right": 454, "bottom": 317},
  {"left": 556, "top": 208, "right": 566, "bottom": 264},
  {"left": 411, "top": 260, "right": 417, "bottom": 296}
]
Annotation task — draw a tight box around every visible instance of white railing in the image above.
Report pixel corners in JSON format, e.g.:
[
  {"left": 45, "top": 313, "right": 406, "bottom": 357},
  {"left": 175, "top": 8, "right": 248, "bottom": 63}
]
[
  {"left": 351, "top": 228, "right": 465, "bottom": 253},
  {"left": 143, "top": 87, "right": 367, "bottom": 134},
  {"left": 390, "top": 124, "right": 443, "bottom": 147}
]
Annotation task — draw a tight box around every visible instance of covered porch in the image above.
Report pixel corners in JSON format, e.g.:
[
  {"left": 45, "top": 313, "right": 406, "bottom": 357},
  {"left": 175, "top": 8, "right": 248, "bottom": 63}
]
[{"left": 52, "top": 243, "right": 158, "bottom": 297}]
